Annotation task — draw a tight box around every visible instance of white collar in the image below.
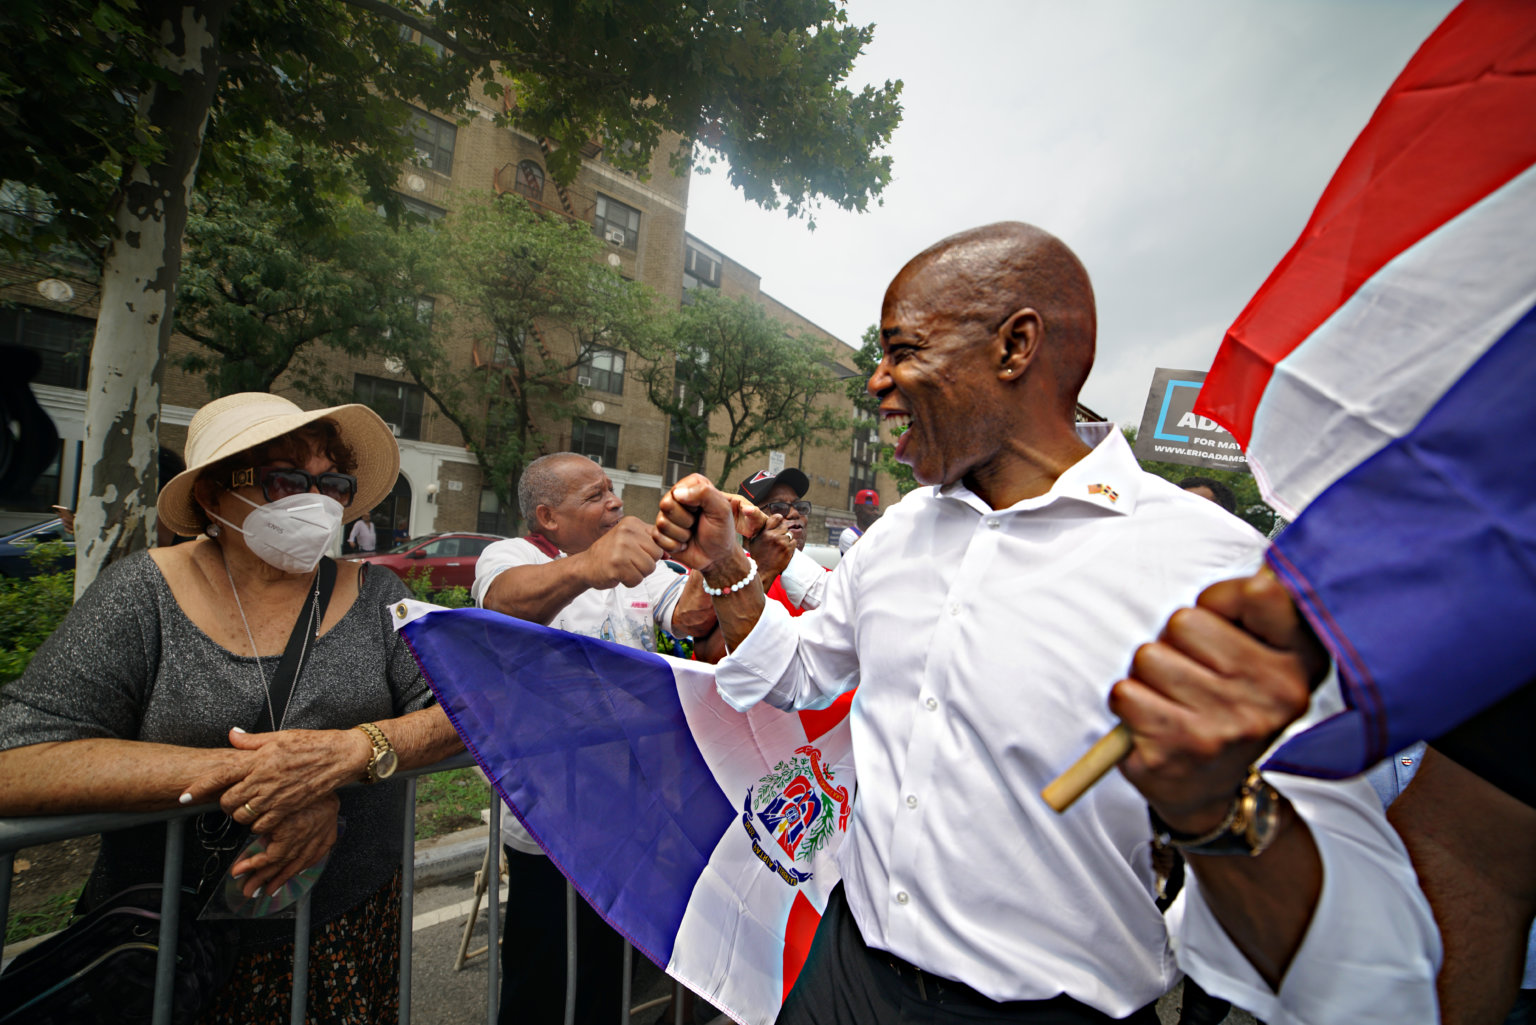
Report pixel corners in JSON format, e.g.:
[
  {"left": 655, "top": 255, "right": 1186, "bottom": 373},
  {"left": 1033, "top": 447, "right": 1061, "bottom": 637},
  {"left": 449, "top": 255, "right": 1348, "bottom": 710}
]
[{"left": 935, "top": 426, "right": 1141, "bottom": 517}]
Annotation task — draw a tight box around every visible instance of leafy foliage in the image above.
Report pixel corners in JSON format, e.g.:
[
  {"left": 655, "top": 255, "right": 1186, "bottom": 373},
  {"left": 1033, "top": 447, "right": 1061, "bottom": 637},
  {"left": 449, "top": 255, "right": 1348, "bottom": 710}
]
[
  {"left": 0, "top": 542, "right": 76, "bottom": 685},
  {"left": 408, "top": 193, "right": 661, "bottom": 534},
  {"left": 175, "top": 129, "right": 435, "bottom": 397},
  {"left": 401, "top": 565, "right": 474, "bottom": 608},
  {"left": 637, "top": 290, "right": 855, "bottom": 490},
  {"left": 2, "top": 0, "right": 902, "bottom": 579}
]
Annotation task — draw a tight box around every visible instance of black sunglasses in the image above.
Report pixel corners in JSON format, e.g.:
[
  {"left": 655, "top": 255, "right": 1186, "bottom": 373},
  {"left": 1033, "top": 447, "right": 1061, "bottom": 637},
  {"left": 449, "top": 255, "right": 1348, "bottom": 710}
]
[
  {"left": 230, "top": 466, "right": 357, "bottom": 506},
  {"left": 763, "top": 500, "right": 811, "bottom": 517}
]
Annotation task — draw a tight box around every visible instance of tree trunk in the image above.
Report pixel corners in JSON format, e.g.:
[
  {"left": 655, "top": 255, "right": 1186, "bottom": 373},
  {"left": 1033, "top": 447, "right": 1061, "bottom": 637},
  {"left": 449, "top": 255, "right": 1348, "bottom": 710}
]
[{"left": 75, "top": 0, "right": 234, "bottom": 596}]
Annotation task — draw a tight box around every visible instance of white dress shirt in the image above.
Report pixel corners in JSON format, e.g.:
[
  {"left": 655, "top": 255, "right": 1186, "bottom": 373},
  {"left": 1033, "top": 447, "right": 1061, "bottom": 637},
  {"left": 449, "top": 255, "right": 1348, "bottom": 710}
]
[
  {"left": 777, "top": 547, "right": 827, "bottom": 610},
  {"left": 716, "top": 430, "right": 1439, "bottom": 1022},
  {"left": 474, "top": 536, "right": 691, "bottom": 852}
]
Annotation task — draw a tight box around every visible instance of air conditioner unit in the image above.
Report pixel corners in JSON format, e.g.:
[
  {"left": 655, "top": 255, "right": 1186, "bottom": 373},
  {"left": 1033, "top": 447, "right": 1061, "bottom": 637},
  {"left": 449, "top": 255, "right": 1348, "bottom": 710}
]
[
  {"left": 576, "top": 375, "right": 593, "bottom": 388},
  {"left": 384, "top": 422, "right": 402, "bottom": 437},
  {"left": 604, "top": 228, "right": 626, "bottom": 246}
]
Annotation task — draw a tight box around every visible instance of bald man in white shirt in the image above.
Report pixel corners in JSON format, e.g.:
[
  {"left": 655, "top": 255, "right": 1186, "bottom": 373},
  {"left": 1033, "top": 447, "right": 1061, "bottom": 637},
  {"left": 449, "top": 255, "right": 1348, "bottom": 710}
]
[{"left": 653, "top": 222, "right": 1438, "bottom": 1025}]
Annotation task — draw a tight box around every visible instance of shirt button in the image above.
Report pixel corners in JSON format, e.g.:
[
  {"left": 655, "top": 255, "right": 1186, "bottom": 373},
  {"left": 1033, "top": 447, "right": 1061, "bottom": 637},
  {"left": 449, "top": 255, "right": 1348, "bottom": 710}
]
[
  {"left": 987, "top": 519, "right": 1000, "bottom": 530},
  {"left": 925, "top": 697, "right": 938, "bottom": 711},
  {"left": 895, "top": 891, "right": 910, "bottom": 905},
  {"left": 949, "top": 603, "right": 960, "bottom": 616},
  {"left": 905, "top": 794, "right": 918, "bottom": 809}
]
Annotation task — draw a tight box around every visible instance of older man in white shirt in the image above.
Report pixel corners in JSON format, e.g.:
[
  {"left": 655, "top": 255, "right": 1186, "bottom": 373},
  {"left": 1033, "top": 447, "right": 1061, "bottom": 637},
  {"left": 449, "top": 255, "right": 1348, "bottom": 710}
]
[{"left": 653, "top": 222, "right": 1439, "bottom": 1025}]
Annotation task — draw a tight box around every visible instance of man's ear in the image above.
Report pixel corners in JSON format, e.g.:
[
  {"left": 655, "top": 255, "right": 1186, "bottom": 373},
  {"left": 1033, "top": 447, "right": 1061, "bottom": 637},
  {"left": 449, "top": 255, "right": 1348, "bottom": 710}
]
[
  {"left": 534, "top": 503, "right": 559, "bottom": 536},
  {"left": 996, "top": 307, "right": 1043, "bottom": 381}
]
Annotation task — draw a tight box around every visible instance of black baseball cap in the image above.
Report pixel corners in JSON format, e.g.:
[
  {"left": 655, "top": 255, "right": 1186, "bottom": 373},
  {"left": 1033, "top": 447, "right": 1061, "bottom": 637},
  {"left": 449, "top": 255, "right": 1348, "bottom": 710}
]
[{"left": 737, "top": 467, "right": 810, "bottom": 504}]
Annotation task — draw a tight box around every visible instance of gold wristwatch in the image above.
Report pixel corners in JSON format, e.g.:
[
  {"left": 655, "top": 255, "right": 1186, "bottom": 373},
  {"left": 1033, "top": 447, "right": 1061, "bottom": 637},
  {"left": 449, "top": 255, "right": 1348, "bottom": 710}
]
[
  {"left": 1149, "top": 766, "right": 1283, "bottom": 857},
  {"left": 356, "top": 722, "right": 398, "bottom": 783}
]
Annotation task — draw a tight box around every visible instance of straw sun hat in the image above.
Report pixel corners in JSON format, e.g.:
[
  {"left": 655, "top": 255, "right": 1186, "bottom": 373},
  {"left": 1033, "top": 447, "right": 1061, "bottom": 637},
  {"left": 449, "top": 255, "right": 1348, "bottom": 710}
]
[{"left": 157, "top": 392, "right": 401, "bottom": 538}]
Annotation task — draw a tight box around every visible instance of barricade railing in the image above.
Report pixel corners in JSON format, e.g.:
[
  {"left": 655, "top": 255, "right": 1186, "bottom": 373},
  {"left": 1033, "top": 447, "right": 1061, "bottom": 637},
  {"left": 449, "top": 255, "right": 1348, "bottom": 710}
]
[{"left": 0, "top": 753, "right": 687, "bottom": 1025}]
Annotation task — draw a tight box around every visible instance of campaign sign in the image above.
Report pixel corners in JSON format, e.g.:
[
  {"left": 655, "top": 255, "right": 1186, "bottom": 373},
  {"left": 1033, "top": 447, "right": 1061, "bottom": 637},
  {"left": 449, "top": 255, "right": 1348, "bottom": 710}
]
[{"left": 1133, "top": 368, "right": 1250, "bottom": 473}]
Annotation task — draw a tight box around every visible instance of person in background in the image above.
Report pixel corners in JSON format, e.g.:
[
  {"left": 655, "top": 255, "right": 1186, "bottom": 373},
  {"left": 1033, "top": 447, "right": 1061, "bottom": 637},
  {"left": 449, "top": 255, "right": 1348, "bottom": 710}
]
[
  {"left": 838, "top": 489, "right": 882, "bottom": 555},
  {"left": 1178, "top": 475, "right": 1237, "bottom": 515},
  {"left": 348, "top": 514, "right": 377, "bottom": 554},
  {"left": 0, "top": 392, "right": 463, "bottom": 1024},
  {"left": 472, "top": 451, "right": 718, "bottom": 1025},
  {"left": 737, "top": 467, "right": 827, "bottom": 616}
]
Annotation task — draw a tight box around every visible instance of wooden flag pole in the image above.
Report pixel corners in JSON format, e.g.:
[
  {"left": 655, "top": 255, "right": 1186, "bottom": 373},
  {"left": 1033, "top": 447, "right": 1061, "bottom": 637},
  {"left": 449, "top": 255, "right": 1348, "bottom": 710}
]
[{"left": 1040, "top": 723, "right": 1132, "bottom": 812}]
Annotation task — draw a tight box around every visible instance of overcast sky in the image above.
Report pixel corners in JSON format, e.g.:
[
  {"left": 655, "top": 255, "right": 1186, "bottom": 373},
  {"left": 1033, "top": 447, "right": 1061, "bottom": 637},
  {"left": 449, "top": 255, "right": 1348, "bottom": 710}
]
[{"left": 682, "top": 0, "right": 1459, "bottom": 427}]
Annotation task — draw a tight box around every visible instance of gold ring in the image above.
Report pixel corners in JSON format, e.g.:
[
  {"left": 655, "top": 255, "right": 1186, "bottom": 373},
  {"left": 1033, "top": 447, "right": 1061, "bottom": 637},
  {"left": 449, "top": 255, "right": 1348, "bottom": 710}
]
[{"left": 243, "top": 802, "right": 257, "bottom": 818}]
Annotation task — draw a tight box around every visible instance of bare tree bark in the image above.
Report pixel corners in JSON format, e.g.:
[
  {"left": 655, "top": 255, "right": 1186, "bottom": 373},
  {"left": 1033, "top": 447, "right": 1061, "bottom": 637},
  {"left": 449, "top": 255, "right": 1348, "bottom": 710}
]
[{"left": 75, "top": 0, "right": 234, "bottom": 595}]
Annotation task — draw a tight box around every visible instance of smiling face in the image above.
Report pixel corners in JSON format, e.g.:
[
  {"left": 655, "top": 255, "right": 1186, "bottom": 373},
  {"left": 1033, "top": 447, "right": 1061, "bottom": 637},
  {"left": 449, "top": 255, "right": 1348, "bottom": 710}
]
[
  {"left": 869, "top": 262, "right": 1012, "bottom": 489},
  {"left": 539, "top": 456, "right": 624, "bottom": 554},
  {"left": 762, "top": 481, "right": 807, "bottom": 549}
]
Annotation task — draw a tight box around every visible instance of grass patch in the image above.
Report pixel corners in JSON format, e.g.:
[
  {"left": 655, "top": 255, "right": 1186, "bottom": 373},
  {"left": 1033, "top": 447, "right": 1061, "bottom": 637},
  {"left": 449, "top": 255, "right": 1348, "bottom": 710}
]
[
  {"left": 5, "top": 883, "right": 83, "bottom": 945},
  {"left": 414, "top": 767, "right": 491, "bottom": 841}
]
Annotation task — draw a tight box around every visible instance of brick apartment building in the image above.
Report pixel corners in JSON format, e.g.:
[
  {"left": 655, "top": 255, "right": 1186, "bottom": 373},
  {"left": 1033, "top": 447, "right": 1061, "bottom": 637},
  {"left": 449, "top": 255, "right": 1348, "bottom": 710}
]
[{"left": 0, "top": 86, "right": 898, "bottom": 544}]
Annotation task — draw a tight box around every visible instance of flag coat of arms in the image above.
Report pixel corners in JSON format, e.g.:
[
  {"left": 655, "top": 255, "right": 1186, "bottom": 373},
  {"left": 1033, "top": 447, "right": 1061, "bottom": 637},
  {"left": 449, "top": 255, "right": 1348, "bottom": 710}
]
[
  {"left": 393, "top": 601, "right": 855, "bottom": 1025},
  {"left": 1195, "top": 0, "right": 1536, "bottom": 776}
]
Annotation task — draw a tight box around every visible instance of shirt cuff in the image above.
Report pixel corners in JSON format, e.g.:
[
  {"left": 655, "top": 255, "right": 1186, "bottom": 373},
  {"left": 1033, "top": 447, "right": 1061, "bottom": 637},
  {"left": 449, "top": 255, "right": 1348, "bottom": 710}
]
[
  {"left": 780, "top": 549, "right": 824, "bottom": 610},
  {"left": 715, "top": 599, "right": 799, "bottom": 712},
  {"left": 1172, "top": 773, "right": 1441, "bottom": 1023}
]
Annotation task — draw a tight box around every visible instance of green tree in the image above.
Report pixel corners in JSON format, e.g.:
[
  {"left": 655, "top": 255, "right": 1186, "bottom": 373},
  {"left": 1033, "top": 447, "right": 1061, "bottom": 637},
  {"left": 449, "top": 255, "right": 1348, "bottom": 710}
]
[
  {"left": 174, "top": 129, "right": 435, "bottom": 397},
  {"left": 408, "top": 193, "right": 661, "bottom": 535},
  {"left": 0, "top": 0, "right": 903, "bottom": 588},
  {"left": 846, "top": 325, "right": 919, "bottom": 495},
  {"left": 638, "top": 291, "right": 855, "bottom": 490},
  {"left": 1123, "top": 427, "right": 1280, "bottom": 535}
]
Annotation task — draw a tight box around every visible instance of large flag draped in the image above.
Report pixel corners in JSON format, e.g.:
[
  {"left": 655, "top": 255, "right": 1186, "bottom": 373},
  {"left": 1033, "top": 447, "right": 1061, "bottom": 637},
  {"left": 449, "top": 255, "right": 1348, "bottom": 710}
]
[
  {"left": 393, "top": 601, "right": 854, "bottom": 1025},
  {"left": 1195, "top": 0, "right": 1536, "bottom": 777}
]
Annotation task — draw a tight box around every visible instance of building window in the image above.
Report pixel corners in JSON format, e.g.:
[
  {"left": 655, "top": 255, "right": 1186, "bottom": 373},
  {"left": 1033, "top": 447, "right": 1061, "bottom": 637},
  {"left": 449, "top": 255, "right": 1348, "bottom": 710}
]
[
  {"left": 478, "top": 488, "right": 516, "bottom": 535},
  {"left": 848, "top": 411, "right": 878, "bottom": 506},
  {"left": 571, "top": 418, "right": 619, "bottom": 467},
  {"left": 406, "top": 110, "right": 456, "bottom": 175},
  {"left": 683, "top": 242, "right": 722, "bottom": 297},
  {"left": 666, "top": 419, "right": 705, "bottom": 486},
  {"left": 578, "top": 347, "right": 625, "bottom": 395},
  {"left": 396, "top": 24, "right": 448, "bottom": 58},
  {"left": 355, "top": 374, "right": 425, "bottom": 440},
  {"left": 0, "top": 306, "right": 93, "bottom": 389},
  {"left": 593, "top": 194, "right": 639, "bottom": 251},
  {"left": 395, "top": 194, "right": 447, "bottom": 222},
  {"left": 514, "top": 160, "right": 545, "bottom": 202},
  {"left": 491, "top": 326, "right": 525, "bottom": 365}
]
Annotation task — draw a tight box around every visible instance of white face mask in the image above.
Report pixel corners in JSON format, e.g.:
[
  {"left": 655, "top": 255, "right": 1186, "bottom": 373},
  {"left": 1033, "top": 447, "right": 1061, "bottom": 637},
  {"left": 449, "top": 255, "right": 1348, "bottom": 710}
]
[{"left": 210, "top": 492, "right": 344, "bottom": 574}]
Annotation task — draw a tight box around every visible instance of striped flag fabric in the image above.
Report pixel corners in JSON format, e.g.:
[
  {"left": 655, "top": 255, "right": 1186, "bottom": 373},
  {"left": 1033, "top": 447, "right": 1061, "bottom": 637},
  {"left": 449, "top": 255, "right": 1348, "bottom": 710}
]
[
  {"left": 392, "top": 601, "right": 855, "bottom": 1025},
  {"left": 1195, "top": 0, "right": 1536, "bottom": 777}
]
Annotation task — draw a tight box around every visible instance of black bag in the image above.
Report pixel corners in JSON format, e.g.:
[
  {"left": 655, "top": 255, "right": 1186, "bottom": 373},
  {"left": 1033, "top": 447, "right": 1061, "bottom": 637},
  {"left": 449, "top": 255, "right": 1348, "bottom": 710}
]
[
  {"left": 0, "top": 558, "right": 339, "bottom": 1022},
  {"left": 0, "top": 884, "right": 237, "bottom": 1025}
]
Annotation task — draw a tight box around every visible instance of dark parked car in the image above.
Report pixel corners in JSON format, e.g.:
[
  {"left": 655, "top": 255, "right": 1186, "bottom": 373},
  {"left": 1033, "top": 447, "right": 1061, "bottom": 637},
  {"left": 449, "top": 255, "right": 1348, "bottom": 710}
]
[
  {"left": 349, "top": 531, "right": 505, "bottom": 592},
  {"left": 0, "top": 519, "right": 74, "bottom": 578}
]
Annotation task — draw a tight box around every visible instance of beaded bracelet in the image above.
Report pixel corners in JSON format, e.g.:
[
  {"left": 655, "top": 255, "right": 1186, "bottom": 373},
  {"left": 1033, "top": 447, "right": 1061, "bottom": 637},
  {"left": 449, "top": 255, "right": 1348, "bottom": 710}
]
[{"left": 701, "top": 553, "right": 758, "bottom": 596}]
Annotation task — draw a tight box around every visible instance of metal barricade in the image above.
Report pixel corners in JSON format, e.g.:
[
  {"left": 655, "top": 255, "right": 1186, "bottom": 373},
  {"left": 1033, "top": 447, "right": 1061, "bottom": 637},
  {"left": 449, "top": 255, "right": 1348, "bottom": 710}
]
[{"left": 0, "top": 753, "right": 690, "bottom": 1025}]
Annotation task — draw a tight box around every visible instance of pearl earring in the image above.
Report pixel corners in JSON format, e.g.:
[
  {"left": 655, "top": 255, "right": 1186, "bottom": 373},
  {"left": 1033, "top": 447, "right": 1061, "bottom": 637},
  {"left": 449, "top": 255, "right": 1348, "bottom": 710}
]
[{"left": 206, "top": 522, "right": 221, "bottom": 538}]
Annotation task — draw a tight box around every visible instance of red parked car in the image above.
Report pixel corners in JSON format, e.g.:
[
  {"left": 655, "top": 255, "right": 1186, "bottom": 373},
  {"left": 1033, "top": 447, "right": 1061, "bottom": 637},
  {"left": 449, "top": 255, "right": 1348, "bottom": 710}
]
[{"left": 350, "top": 531, "right": 505, "bottom": 592}]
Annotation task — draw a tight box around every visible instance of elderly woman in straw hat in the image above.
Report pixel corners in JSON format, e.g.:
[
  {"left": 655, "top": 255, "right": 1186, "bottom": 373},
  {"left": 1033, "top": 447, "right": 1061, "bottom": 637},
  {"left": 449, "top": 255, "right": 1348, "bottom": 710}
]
[{"left": 0, "top": 392, "right": 463, "bottom": 1022}]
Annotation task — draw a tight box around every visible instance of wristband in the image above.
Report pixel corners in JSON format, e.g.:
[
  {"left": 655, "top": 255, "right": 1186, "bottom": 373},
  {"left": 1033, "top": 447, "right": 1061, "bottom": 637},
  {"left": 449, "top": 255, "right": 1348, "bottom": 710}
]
[{"left": 701, "top": 554, "right": 758, "bottom": 596}]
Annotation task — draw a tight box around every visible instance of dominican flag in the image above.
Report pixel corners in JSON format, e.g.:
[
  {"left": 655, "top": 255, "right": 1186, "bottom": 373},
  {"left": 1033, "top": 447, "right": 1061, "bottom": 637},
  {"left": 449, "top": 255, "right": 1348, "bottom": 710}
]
[
  {"left": 1196, "top": 0, "right": 1536, "bottom": 777},
  {"left": 393, "top": 601, "right": 855, "bottom": 1025}
]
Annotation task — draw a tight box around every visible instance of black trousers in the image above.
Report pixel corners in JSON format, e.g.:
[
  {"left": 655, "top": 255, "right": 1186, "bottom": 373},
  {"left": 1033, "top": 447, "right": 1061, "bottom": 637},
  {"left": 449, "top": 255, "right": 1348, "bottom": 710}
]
[
  {"left": 777, "top": 885, "right": 1159, "bottom": 1025},
  {"left": 499, "top": 847, "right": 625, "bottom": 1025}
]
